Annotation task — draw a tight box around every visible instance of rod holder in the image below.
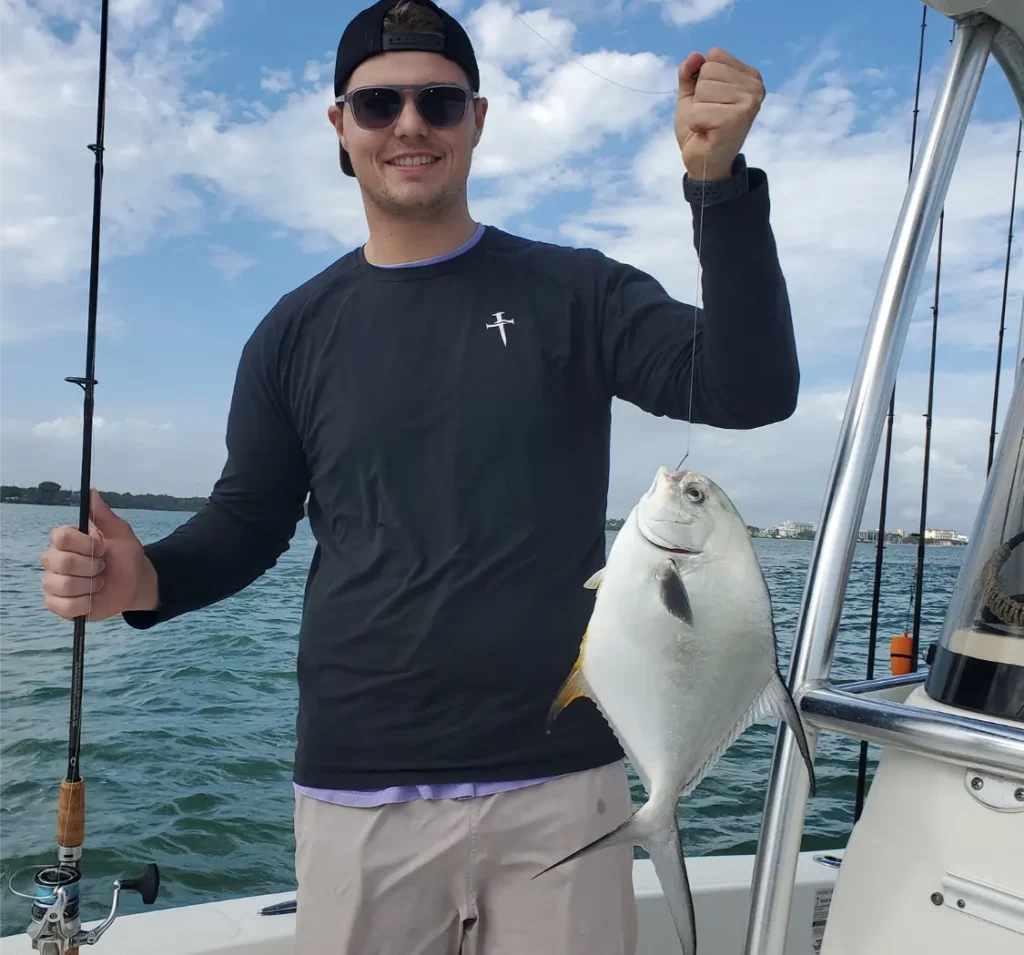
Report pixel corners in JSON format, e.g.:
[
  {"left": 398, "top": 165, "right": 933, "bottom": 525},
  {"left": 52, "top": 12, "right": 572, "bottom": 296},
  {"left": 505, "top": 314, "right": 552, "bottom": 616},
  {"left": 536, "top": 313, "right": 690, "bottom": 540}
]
[{"left": 801, "top": 684, "right": 1024, "bottom": 778}]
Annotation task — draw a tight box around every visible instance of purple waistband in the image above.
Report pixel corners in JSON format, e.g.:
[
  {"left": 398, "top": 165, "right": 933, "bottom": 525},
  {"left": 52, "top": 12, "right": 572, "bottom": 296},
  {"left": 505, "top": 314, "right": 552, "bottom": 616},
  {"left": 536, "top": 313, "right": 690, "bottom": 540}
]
[{"left": 294, "top": 776, "right": 558, "bottom": 808}]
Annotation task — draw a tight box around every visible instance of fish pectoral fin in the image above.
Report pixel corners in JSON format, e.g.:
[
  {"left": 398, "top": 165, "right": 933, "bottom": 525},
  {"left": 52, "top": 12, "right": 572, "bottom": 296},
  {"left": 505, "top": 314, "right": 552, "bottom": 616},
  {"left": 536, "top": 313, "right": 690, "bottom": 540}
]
[
  {"left": 655, "top": 560, "right": 693, "bottom": 625},
  {"left": 583, "top": 568, "right": 605, "bottom": 589},
  {"left": 545, "top": 638, "right": 591, "bottom": 732}
]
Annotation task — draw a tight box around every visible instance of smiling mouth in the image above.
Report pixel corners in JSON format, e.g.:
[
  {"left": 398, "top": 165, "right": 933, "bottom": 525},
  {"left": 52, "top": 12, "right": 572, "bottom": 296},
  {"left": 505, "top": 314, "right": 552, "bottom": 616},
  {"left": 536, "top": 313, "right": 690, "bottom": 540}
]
[{"left": 388, "top": 155, "right": 440, "bottom": 167}]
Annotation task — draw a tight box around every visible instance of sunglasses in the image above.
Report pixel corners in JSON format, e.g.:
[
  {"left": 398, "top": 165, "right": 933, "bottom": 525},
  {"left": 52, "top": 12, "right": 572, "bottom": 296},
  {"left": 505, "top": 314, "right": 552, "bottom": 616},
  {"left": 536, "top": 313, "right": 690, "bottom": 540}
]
[{"left": 336, "top": 84, "right": 479, "bottom": 131}]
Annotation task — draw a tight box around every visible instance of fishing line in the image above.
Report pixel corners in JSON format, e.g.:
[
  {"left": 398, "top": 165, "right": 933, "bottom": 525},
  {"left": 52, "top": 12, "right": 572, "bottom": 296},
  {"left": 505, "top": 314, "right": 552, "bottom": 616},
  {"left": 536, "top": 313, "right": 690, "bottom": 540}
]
[
  {"left": 677, "top": 150, "right": 707, "bottom": 472},
  {"left": 510, "top": 13, "right": 708, "bottom": 472},
  {"left": 513, "top": 13, "right": 677, "bottom": 95}
]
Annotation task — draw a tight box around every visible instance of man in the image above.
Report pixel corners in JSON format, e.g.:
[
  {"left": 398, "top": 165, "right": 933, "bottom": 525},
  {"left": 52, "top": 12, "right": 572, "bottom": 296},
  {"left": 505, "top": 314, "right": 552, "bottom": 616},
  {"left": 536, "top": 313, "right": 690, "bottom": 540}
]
[{"left": 39, "top": 0, "right": 798, "bottom": 952}]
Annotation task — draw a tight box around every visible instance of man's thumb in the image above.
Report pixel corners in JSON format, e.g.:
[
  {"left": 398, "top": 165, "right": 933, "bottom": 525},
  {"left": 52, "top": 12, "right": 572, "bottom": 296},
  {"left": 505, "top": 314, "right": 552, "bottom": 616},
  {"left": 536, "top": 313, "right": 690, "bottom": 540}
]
[
  {"left": 89, "top": 488, "right": 130, "bottom": 536},
  {"left": 678, "top": 51, "right": 704, "bottom": 99}
]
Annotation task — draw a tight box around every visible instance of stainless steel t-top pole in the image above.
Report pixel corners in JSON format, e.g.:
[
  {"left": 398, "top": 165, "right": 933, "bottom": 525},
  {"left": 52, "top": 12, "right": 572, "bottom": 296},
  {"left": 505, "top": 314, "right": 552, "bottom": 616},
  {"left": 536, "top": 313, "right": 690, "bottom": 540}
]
[{"left": 742, "top": 15, "right": 999, "bottom": 955}]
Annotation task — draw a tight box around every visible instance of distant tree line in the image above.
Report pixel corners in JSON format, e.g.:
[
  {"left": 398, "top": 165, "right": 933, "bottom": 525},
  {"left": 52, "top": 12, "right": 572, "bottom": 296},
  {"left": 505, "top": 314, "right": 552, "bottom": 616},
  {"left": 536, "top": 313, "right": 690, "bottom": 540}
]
[
  {"left": 1, "top": 482, "right": 206, "bottom": 513},
  {"left": 5, "top": 487, "right": 788, "bottom": 531}
]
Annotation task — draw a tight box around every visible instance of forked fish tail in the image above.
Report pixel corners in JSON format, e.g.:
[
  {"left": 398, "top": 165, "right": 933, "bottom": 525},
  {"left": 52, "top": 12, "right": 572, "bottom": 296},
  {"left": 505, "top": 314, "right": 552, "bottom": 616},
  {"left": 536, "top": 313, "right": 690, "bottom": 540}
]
[{"left": 531, "top": 798, "right": 696, "bottom": 955}]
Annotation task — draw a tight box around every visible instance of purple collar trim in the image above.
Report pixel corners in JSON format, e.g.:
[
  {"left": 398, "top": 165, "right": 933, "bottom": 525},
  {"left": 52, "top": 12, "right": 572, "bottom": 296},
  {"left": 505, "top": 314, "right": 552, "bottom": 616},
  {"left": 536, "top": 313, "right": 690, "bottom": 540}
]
[{"left": 371, "top": 222, "right": 485, "bottom": 269}]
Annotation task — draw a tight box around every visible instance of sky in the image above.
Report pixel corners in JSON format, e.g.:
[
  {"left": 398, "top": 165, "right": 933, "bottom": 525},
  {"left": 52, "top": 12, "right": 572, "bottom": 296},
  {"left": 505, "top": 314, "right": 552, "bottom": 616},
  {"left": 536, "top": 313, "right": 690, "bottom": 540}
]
[{"left": 2, "top": 0, "right": 1022, "bottom": 536}]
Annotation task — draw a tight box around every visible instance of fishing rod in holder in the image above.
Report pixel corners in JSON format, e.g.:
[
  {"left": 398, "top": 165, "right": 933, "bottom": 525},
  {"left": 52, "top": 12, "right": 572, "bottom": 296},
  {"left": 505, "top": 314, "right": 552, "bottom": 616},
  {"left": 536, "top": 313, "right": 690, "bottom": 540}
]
[
  {"left": 855, "top": 2, "right": 929, "bottom": 822},
  {"left": 14, "top": 0, "right": 161, "bottom": 950},
  {"left": 987, "top": 118, "right": 1022, "bottom": 477}
]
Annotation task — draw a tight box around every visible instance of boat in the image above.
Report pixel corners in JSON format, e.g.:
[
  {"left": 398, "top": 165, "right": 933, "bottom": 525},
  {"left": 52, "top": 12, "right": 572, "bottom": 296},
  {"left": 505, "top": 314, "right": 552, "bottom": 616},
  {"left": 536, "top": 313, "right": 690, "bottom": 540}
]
[
  {"left": 4, "top": 1, "right": 1023, "bottom": 953},
  {"left": 0, "top": 852, "right": 842, "bottom": 954}
]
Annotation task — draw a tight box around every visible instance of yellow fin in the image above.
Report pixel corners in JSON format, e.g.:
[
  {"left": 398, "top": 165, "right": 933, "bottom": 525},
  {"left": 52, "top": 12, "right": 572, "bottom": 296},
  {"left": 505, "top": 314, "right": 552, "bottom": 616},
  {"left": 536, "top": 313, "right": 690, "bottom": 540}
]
[
  {"left": 545, "top": 632, "right": 590, "bottom": 731},
  {"left": 583, "top": 568, "right": 604, "bottom": 589}
]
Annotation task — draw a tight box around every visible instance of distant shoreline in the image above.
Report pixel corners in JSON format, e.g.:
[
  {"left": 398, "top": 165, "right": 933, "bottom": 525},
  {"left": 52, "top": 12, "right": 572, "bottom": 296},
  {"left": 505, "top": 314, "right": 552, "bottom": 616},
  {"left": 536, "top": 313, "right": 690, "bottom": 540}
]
[
  {"left": 0, "top": 494, "right": 678, "bottom": 524},
  {"left": 1, "top": 483, "right": 206, "bottom": 514},
  {"left": 0, "top": 487, "right": 966, "bottom": 543},
  {"left": 2, "top": 499, "right": 204, "bottom": 513}
]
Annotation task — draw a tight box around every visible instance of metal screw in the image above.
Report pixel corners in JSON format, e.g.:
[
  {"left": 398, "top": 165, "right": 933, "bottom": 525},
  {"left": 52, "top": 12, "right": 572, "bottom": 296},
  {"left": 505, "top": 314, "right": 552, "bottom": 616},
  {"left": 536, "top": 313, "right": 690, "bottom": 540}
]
[
  {"left": 957, "top": 899, "right": 965, "bottom": 909},
  {"left": 970, "top": 776, "right": 984, "bottom": 790},
  {"left": 931, "top": 892, "right": 943, "bottom": 906},
  {"left": 1015, "top": 787, "right": 1024, "bottom": 802}
]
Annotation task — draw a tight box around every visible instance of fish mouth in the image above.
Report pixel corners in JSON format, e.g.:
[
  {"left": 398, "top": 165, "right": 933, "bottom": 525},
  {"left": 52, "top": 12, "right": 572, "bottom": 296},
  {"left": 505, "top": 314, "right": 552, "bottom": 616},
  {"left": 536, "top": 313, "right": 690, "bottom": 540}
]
[
  {"left": 638, "top": 521, "right": 701, "bottom": 555},
  {"left": 649, "top": 541, "right": 700, "bottom": 555}
]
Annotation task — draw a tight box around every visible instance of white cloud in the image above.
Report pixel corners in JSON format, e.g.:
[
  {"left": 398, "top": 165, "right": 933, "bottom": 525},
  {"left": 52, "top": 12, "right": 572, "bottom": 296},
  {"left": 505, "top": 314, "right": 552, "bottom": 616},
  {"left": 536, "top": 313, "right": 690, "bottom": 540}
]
[
  {"left": 111, "top": 0, "right": 163, "bottom": 34},
  {"left": 469, "top": 49, "right": 675, "bottom": 176},
  {"left": 648, "top": 0, "right": 736, "bottom": 27},
  {"left": 2, "top": 1, "right": 1021, "bottom": 534},
  {"left": 208, "top": 244, "right": 256, "bottom": 279},
  {"left": 172, "top": 0, "right": 224, "bottom": 42},
  {"left": 302, "top": 58, "right": 329, "bottom": 85},
  {"left": 32, "top": 414, "right": 173, "bottom": 440},
  {"left": 0, "top": 0, "right": 206, "bottom": 297},
  {"left": 466, "top": 0, "right": 576, "bottom": 69},
  {"left": 259, "top": 67, "right": 294, "bottom": 94}
]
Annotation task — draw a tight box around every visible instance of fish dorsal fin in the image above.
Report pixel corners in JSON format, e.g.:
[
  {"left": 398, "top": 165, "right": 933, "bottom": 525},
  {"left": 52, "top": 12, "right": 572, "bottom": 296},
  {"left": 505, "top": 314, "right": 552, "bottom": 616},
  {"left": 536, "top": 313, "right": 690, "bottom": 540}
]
[
  {"left": 545, "top": 630, "right": 593, "bottom": 731},
  {"left": 583, "top": 568, "right": 604, "bottom": 590}
]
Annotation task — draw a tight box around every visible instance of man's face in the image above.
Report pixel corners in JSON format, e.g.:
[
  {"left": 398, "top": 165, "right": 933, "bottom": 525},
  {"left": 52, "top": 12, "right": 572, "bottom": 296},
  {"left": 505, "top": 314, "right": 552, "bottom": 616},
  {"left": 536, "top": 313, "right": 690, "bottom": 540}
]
[{"left": 329, "top": 51, "right": 487, "bottom": 218}]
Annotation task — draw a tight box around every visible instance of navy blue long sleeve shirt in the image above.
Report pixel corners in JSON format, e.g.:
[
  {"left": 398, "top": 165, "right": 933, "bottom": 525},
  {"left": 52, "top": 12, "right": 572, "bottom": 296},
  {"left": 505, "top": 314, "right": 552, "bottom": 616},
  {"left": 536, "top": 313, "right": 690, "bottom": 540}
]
[{"left": 124, "top": 164, "right": 798, "bottom": 788}]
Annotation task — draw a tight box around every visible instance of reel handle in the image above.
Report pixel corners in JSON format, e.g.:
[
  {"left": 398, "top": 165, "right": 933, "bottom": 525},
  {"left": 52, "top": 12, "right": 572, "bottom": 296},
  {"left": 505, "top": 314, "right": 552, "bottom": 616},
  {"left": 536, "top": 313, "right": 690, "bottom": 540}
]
[{"left": 119, "top": 864, "right": 160, "bottom": 905}]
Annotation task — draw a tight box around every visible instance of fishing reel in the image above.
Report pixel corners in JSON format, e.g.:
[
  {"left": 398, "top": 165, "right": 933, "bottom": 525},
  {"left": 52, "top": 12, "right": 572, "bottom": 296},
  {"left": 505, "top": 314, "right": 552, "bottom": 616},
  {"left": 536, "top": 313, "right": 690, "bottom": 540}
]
[{"left": 15, "top": 862, "right": 160, "bottom": 954}]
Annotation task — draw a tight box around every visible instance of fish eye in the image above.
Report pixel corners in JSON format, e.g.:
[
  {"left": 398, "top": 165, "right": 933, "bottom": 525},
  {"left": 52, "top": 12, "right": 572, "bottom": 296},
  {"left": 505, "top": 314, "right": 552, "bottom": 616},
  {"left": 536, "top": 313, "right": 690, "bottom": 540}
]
[{"left": 684, "top": 486, "right": 704, "bottom": 503}]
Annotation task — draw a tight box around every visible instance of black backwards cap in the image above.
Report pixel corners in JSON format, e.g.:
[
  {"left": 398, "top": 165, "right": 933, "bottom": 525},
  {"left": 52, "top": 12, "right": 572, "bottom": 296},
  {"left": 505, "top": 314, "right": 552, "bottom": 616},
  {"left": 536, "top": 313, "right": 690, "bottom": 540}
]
[{"left": 333, "top": 0, "right": 480, "bottom": 177}]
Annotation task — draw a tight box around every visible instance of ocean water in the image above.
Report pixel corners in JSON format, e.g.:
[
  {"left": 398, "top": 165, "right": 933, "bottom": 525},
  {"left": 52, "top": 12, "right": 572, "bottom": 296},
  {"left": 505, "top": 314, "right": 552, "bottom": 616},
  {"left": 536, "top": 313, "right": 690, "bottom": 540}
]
[{"left": 0, "top": 502, "right": 965, "bottom": 936}]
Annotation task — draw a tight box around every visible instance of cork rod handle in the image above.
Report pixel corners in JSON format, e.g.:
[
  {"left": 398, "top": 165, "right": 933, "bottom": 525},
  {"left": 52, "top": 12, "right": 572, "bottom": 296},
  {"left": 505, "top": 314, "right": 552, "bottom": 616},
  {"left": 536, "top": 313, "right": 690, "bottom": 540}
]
[{"left": 57, "top": 778, "right": 85, "bottom": 849}]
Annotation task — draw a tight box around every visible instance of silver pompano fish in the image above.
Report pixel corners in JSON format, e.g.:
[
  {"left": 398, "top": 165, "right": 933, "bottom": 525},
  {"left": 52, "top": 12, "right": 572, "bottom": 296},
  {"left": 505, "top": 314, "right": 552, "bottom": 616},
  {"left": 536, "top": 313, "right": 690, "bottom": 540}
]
[{"left": 538, "top": 465, "right": 816, "bottom": 955}]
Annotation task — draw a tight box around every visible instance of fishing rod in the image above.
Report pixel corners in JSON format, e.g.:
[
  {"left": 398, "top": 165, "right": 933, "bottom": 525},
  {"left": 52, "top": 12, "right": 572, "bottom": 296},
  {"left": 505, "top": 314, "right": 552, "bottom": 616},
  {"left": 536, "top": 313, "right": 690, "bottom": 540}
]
[
  {"left": 854, "top": 3, "right": 928, "bottom": 822},
  {"left": 20, "top": 1, "right": 160, "bottom": 950},
  {"left": 909, "top": 201, "right": 944, "bottom": 668},
  {"left": 987, "top": 119, "right": 1022, "bottom": 476},
  {"left": 908, "top": 20, "right": 958, "bottom": 670}
]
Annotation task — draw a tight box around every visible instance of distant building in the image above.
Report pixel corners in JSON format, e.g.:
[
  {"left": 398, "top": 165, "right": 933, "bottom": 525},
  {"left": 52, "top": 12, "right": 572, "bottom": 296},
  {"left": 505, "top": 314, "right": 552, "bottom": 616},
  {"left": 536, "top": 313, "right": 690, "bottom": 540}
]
[
  {"left": 776, "top": 520, "right": 816, "bottom": 539},
  {"left": 858, "top": 528, "right": 907, "bottom": 543},
  {"left": 858, "top": 527, "right": 967, "bottom": 545},
  {"left": 924, "top": 528, "right": 968, "bottom": 545}
]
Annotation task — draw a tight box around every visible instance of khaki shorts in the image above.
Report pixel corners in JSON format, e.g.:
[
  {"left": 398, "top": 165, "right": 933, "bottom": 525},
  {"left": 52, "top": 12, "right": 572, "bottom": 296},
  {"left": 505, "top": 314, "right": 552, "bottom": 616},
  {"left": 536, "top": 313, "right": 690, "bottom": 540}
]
[{"left": 293, "top": 760, "right": 637, "bottom": 954}]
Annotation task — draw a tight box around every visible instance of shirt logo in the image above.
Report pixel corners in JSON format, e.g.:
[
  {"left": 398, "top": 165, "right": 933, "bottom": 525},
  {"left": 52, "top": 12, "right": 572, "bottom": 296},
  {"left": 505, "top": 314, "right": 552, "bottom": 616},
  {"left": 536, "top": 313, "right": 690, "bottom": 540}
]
[{"left": 486, "top": 311, "right": 514, "bottom": 346}]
